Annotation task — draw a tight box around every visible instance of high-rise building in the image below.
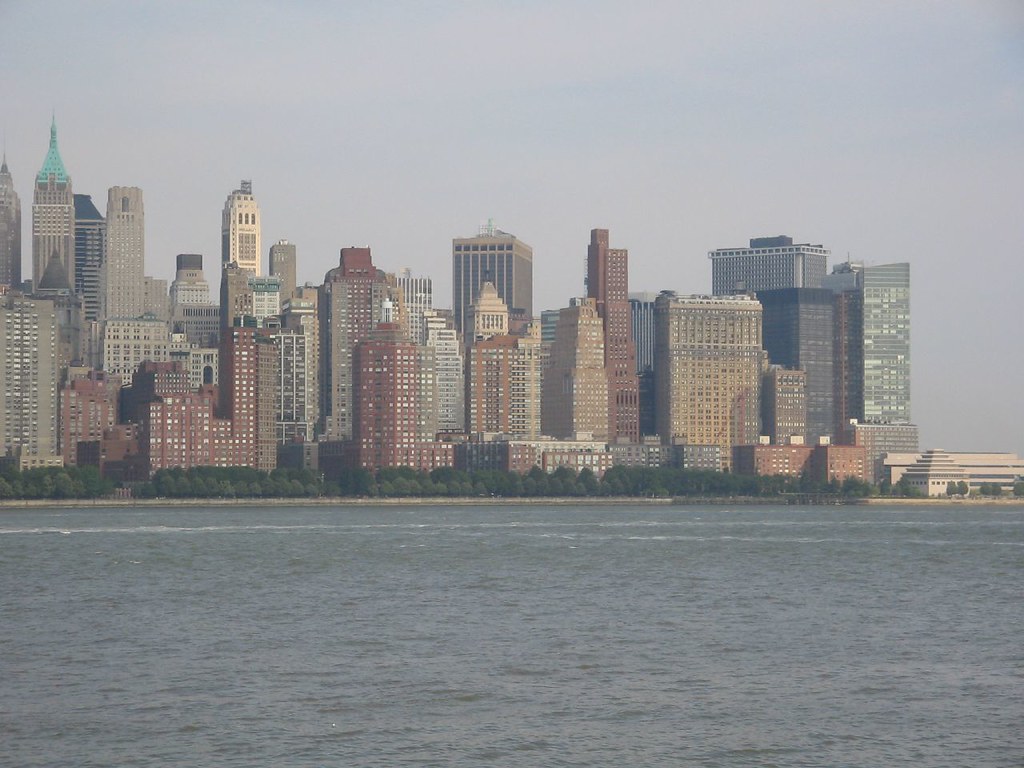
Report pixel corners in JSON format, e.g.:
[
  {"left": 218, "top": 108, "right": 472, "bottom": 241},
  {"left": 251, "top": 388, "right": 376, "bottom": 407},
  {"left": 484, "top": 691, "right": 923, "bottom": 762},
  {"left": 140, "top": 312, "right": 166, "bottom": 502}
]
[
  {"left": 0, "top": 155, "right": 22, "bottom": 288},
  {"left": 825, "top": 261, "right": 912, "bottom": 427},
  {"left": 73, "top": 194, "right": 105, "bottom": 322},
  {"left": 586, "top": 229, "right": 639, "bottom": 442},
  {"left": 269, "top": 240, "right": 296, "bottom": 300},
  {"left": 0, "top": 295, "right": 59, "bottom": 459},
  {"left": 465, "top": 325, "right": 542, "bottom": 439},
  {"left": 59, "top": 370, "right": 121, "bottom": 465},
  {"left": 353, "top": 323, "right": 437, "bottom": 471},
  {"left": 397, "top": 268, "right": 432, "bottom": 344},
  {"left": 541, "top": 298, "right": 608, "bottom": 441},
  {"left": 102, "top": 315, "right": 171, "bottom": 384},
  {"left": 761, "top": 367, "right": 807, "bottom": 445},
  {"left": 143, "top": 277, "right": 169, "bottom": 324},
  {"left": 709, "top": 235, "right": 829, "bottom": 295},
  {"left": 170, "top": 254, "right": 211, "bottom": 305},
  {"left": 757, "top": 288, "right": 834, "bottom": 443},
  {"left": 629, "top": 291, "right": 658, "bottom": 438},
  {"left": 452, "top": 221, "right": 532, "bottom": 335},
  {"left": 466, "top": 281, "right": 509, "bottom": 345},
  {"left": 423, "top": 309, "right": 464, "bottom": 433},
  {"left": 102, "top": 187, "right": 146, "bottom": 320},
  {"left": 318, "top": 247, "right": 397, "bottom": 440},
  {"left": 250, "top": 275, "right": 281, "bottom": 326},
  {"left": 277, "top": 296, "right": 319, "bottom": 441},
  {"left": 220, "top": 261, "right": 254, "bottom": 331},
  {"left": 32, "top": 118, "right": 75, "bottom": 290},
  {"left": 219, "top": 321, "right": 278, "bottom": 471},
  {"left": 654, "top": 293, "right": 763, "bottom": 470},
  {"left": 221, "top": 180, "right": 261, "bottom": 275}
]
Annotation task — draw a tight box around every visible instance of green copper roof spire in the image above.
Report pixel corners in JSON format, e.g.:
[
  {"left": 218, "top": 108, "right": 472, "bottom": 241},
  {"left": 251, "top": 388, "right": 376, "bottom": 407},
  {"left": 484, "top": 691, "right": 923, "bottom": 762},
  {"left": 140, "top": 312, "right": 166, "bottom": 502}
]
[{"left": 36, "top": 115, "right": 69, "bottom": 184}]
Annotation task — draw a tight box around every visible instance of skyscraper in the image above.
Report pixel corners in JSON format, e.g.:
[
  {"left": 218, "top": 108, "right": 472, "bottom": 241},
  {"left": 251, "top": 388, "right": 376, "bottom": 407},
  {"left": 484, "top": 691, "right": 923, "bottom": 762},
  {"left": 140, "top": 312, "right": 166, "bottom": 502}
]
[
  {"left": 629, "top": 291, "right": 658, "bottom": 437},
  {"left": 318, "top": 247, "right": 397, "bottom": 440},
  {"left": 0, "top": 155, "right": 21, "bottom": 288},
  {"left": 102, "top": 187, "right": 146, "bottom": 320},
  {"left": 825, "top": 261, "right": 912, "bottom": 426},
  {"left": 397, "top": 268, "right": 432, "bottom": 344},
  {"left": 586, "top": 228, "right": 639, "bottom": 442},
  {"left": 423, "top": 309, "right": 464, "bottom": 433},
  {"left": 654, "top": 293, "right": 763, "bottom": 470},
  {"left": 269, "top": 240, "right": 296, "bottom": 300},
  {"left": 452, "top": 221, "right": 532, "bottom": 335},
  {"left": 709, "top": 235, "right": 829, "bottom": 295},
  {"left": 756, "top": 288, "right": 835, "bottom": 443},
  {"left": 541, "top": 298, "right": 608, "bottom": 441},
  {"left": 73, "top": 194, "right": 105, "bottom": 322},
  {"left": 222, "top": 180, "right": 261, "bottom": 275},
  {"left": 32, "top": 118, "right": 75, "bottom": 290},
  {"left": 0, "top": 295, "right": 59, "bottom": 459}
]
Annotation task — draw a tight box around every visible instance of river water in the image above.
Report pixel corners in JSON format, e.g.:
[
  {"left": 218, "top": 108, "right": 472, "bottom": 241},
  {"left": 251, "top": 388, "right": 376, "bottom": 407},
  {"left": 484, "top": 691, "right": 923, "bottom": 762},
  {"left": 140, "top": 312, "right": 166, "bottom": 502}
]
[{"left": 1, "top": 503, "right": 1021, "bottom": 767}]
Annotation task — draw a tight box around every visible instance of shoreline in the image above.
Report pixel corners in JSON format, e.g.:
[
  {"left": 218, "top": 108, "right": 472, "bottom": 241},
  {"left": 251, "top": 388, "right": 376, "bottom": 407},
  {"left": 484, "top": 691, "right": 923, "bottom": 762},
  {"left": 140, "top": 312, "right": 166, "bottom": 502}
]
[{"left": 0, "top": 495, "right": 1020, "bottom": 510}]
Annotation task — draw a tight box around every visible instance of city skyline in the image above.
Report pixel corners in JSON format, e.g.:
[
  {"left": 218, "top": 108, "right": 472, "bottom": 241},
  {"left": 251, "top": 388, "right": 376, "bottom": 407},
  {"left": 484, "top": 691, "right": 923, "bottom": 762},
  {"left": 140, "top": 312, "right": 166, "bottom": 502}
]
[{"left": 1, "top": 2, "right": 1021, "bottom": 455}]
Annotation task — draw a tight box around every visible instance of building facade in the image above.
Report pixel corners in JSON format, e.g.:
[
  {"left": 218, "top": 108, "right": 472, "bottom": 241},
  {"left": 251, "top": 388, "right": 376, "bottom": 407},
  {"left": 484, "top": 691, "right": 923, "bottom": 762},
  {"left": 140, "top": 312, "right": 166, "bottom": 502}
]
[
  {"left": 709, "top": 235, "right": 829, "bottom": 295},
  {"left": 654, "top": 293, "right": 763, "bottom": 470},
  {"left": 452, "top": 222, "right": 532, "bottom": 335},
  {"left": 0, "top": 156, "right": 22, "bottom": 288},
  {"left": 102, "top": 186, "right": 147, "bottom": 320},
  {"left": 586, "top": 229, "right": 639, "bottom": 442},
  {"left": 73, "top": 194, "right": 105, "bottom": 322},
  {"left": 541, "top": 298, "right": 608, "bottom": 441},
  {"left": 32, "top": 118, "right": 75, "bottom": 290},
  {"left": 221, "top": 180, "right": 261, "bottom": 275},
  {"left": 268, "top": 240, "right": 296, "bottom": 300}
]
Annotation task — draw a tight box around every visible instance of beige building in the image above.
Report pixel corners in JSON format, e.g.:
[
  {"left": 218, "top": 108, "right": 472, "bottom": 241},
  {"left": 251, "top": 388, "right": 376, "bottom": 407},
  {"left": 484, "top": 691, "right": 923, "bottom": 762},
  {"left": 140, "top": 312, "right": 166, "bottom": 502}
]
[
  {"left": 884, "top": 451, "right": 1024, "bottom": 494},
  {"left": 102, "top": 187, "right": 146, "bottom": 320},
  {"left": 541, "top": 298, "right": 608, "bottom": 441},
  {"left": 222, "top": 180, "right": 261, "bottom": 275},
  {"left": 102, "top": 315, "right": 171, "bottom": 384},
  {"left": 654, "top": 293, "right": 763, "bottom": 470},
  {"left": 0, "top": 295, "right": 60, "bottom": 460}
]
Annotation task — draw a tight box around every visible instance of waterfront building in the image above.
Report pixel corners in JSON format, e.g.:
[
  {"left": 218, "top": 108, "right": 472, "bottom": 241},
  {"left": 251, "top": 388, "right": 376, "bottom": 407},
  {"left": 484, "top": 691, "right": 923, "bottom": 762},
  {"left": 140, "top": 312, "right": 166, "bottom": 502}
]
[
  {"left": 279, "top": 296, "right": 319, "bottom": 439},
  {"left": 32, "top": 119, "right": 75, "bottom": 290},
  {"left": 733, "top": 442, "right": 813, "bottom": 478},
  {"left": 268, "top": 240, "right": 296, "bottom": 300},
  {"left": 465, "top": 325, "right": 542, "bottom": 439},
  {"left": 807, "top": 443, "right": 867, "bottom": 484},
  {"left": 587, "top": 229, "right": 639, "bottom": 442},
  {"left": 541, "top": 298, "right": 608, "bottom": 441},
  {"left": 221, "top": 180, "right": 261, "bottom": 275},
  {"left": 709, "top": 235, "right": 829, "bottom": 295},
  {"left": 0, "top": 295, "right": 59, "bottom": 460},
  {"left": 846, "top": 420, "right": 920, "bottom": 484},
  {"left": 353, "top": 322, "right": 438, "bottom": 472},
  {"left": 452, "top": 221, "right": 532, "bottom": 335},
  {"left": 654, "top": 293, "right": 763, "bottom": 470},
  {"left": 59, "top": 370, "right": 121, "bottom": 465},
  {"left": 73, "top": 194, "right": 105, "bottom": 321},
  {"left": 0, "top": 155, "right": 22, "bottom": 288},
  {"left": 219, "top": 321, "right": 278, "bottom": 471},
  {"left": 102, "top": 187, "right": 146, "bottom": 320},
  {"left": 883, "top": 451, "right": 1024, "bottom": 494},
  {"left": 757, "top": 288, "right": 834, "bottom": 443}
]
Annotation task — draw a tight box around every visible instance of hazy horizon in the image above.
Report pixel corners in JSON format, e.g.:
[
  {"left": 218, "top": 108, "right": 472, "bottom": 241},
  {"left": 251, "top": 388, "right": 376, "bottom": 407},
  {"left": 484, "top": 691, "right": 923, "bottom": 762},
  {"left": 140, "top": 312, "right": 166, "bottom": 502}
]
[{"left": 2, "top": 1, "right": 1021, "bottom": 455}]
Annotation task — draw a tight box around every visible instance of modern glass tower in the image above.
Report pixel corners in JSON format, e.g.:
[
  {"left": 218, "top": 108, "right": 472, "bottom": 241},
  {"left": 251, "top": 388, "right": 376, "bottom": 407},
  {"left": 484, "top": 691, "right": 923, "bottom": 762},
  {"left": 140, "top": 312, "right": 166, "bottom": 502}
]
[
  {"left": 73, "top": 194, "right": 105, "bottom": 322},
  {"left": 861, "top": 263, "right": 911, "bottom": 424}
]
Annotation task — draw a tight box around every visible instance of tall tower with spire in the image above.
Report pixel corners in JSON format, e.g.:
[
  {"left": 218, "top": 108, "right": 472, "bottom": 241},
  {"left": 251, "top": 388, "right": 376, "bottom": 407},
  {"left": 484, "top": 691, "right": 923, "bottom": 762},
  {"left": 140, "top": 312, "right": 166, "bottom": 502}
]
[
  {"left": 0, "top": 154, "right": 21, "bottom": 288},
  {"left": 32, "top": 118, "right": 75, "bottom": 290}
]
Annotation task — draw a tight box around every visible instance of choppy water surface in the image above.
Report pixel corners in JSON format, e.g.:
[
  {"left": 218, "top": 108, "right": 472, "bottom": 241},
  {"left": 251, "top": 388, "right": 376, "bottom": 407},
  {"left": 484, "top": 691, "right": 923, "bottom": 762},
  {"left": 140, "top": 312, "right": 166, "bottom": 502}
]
[{"left": 1, "top": 503, "right": 1021, "bottom": 767}]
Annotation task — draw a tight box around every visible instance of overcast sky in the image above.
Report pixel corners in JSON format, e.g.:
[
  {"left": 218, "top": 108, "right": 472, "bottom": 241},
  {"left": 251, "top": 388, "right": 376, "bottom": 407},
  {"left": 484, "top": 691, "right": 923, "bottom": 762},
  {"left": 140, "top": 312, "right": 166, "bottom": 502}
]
[{"left": 2, "top": 1, "right": 1021, "bottom": 454}]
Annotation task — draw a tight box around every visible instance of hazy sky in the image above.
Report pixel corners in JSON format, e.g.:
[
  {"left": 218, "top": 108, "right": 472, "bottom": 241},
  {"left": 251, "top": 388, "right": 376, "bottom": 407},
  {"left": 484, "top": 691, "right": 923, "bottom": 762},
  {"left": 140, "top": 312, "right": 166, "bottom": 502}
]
[{"left": 2, "top": 1, "right": 1022, "bottom": 454}]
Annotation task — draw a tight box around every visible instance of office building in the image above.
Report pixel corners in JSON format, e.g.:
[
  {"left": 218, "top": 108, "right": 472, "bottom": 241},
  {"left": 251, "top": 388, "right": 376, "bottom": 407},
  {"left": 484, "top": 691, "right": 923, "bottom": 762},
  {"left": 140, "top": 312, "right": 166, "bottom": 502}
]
[
  {"left": 452, "top": 221, "right": 532, "bottom": 335},
  {"left": 761, "top": 367, "right": 807, "bottom": 445},
  {"left": 0, "top": 155, "right": 21, "bottom": 288},
  {"left": 102, "top": 187, "right": 146, "bottom": 320},
  {"left": 654, "top": 293, "right": 763, "bottom": 470},
  {"left": 630, "top": 292, "right": 658, "bottom": 437},
  {"left": 541, "top": 298, "right": 608, "bottom": 441},
  {"left": 269, "top": 240, "right": 297, "bottom": 300},
  {"left": 73, "top": 194, "right": 105, "bottom": 321},
  {"left": 709, "top": 235, "right": 829, "bottom": 295},
  {"left": 586, "top": 229, "right": 639, "bottom": 442},
  {"left": 757, "top": 288, "right": 834, "bottom": 443},
  {"left": 32, "top": 118, "right": 75, "bottom": 289},
  {"left": 102, "top": 315, "right": 170, "bottom": 384},
  {"left": 221, "top": 180, "right": 261, "bottom": 275}
]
